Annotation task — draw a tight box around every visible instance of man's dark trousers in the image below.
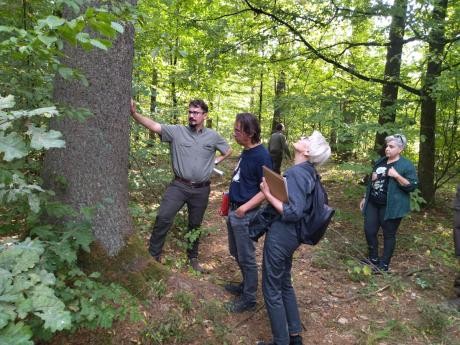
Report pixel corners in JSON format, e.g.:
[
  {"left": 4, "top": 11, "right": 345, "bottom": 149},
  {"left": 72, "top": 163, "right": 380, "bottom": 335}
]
[{"left": 149, "top": 180, "right": 210, "bottom": 259}]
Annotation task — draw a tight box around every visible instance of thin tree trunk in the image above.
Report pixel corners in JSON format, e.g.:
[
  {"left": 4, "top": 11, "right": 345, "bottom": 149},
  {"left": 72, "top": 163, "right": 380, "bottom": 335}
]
[
  {"left": 258, "top": 71, "right": 263, "bottom": 123},
  {"left": 149, "top": 67, "right": 158, "bottom": 142},
  {"left": 272, "top": 71, "right": 285, "bottom": 131}
]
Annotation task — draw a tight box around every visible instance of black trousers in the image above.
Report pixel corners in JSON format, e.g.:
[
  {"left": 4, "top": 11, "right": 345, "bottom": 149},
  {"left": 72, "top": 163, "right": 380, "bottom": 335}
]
[
  {"left": 149, "top": 180, "right": 210, "bottom": 259},
  {"left": 270, "top": 152, "right": 283, "bottom": 174},
  {"left": 364, "top": 201, "right": 402, "bottom": 266}
]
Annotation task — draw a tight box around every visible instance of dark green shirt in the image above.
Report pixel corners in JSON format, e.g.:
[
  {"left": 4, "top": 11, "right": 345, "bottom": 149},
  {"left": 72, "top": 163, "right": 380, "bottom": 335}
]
[
  {"left": 363, "top": 156, "right": 418, "bottom": 220},
  {"left": 268, "top": 131, "right": 291, "bottom": 158}
]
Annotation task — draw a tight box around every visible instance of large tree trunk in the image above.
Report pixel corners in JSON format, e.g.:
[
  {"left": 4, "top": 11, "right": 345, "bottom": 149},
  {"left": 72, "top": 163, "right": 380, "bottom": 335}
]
[
  {"left": 418, "top": 0, "right": 448, "bottom": 205},
  {"left": 42, "top": 1, "right": 136, "bottom": 256},
  {"left": 374, "top": 0, "right": 408, "bottom": 156}
]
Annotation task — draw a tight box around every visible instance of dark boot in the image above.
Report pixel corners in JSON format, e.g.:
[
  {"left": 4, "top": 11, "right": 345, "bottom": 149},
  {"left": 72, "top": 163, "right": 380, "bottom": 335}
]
[
  {"left": 189, "top": 258, "right": 207, "bottom": 273},
  {"left": 224, "top": 297, "right": 256, "bottom": 313},
  {"left": 224, "top": 282, "right": 243, "bottom": 296},
  {"left": 290, "top": 335, "right": 303, "bottom": 345}
]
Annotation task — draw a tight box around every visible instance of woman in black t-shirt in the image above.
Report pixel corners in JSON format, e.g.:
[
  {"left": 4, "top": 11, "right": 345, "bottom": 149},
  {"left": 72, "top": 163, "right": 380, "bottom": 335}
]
[{"left": 359, "top": 134, "right": 418, "bottom": 272}]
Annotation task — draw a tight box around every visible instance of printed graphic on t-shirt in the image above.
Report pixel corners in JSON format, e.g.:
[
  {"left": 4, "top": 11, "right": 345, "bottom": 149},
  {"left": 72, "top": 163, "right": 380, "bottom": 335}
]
[
  {"left": 232, "top": 159, "right": 241, "bottom": 182},
  {"left": 369, "top": 162, "right": 393, "bottom": 205},
  {"left": 371, "top": 166, "right": 388, "bottom": 195}
]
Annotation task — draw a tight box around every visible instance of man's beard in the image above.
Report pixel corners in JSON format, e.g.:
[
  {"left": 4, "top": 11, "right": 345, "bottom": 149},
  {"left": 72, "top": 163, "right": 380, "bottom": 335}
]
[{"left": 189, "top": 119, "right": 197, "bottom": 128}]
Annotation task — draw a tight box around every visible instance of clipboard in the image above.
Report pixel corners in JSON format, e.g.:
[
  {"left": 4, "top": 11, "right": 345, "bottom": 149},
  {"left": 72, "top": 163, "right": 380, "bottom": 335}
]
[{"left": 263, "top": 165, "right": 288, "bottom": 203}]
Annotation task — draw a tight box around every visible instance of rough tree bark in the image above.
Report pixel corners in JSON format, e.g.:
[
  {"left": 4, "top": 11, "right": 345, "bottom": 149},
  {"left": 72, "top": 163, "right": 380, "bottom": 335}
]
[
  {"left": 42, "top": 0, "right": 136, "bottom": 256},
  {"left": 418, "top": 0, "right": 448, "bottom": 204},
  {"left": 374, "top": 0, "right": 408, "bottom": 156},
  {"left": 272, "top": 71, "right": 286, "bottom": 131}
]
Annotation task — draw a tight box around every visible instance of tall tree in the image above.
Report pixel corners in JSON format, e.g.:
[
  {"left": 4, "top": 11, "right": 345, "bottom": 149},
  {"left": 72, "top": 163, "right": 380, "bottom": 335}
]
[
  {"left": 374, "top": 0, "right": 408, "bottom": 156},
  {"left": 418, "top": 0, "right": 449, "bottom": 204},
  {"left": 272, "top": 70, "right": 286, "bottom": 131},
  {"left": 42, "top": 1, "right": 137, "bottom": 256}
]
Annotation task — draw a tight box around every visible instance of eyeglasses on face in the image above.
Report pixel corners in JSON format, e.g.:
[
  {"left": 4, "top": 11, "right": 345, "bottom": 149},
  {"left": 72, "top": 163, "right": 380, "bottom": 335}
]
[{"left": 188, "top": 111, "right": 204, "bottom": 116}]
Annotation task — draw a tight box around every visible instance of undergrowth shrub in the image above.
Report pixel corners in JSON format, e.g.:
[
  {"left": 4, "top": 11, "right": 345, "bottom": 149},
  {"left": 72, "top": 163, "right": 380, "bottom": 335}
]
[{"left": 0, "top": 95, "right": 139, "bottom": 344}]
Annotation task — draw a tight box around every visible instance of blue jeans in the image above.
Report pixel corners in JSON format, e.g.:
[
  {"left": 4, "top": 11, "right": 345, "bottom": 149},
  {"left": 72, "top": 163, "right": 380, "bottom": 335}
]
[
  {"left": 227, "top": 208, "right": 259, "bottom": 304},
  {"left": 262, "top": 221, "right": 301, "bottom": 345},
  {"left": 149, "top": 180, "right": 210, "bottom": 259},
  {"left": 364, "top": 201, "right": 402, "bottom": 265}
]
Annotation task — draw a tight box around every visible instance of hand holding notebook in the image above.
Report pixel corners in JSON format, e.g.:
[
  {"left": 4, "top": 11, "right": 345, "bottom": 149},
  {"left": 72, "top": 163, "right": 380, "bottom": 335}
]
[{"left": 262, "top": 166, "right": 289, "bottom": 203}]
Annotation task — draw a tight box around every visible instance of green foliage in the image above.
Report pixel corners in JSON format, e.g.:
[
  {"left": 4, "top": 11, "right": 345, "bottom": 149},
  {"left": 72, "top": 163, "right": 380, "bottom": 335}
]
[
  {"left": 0, "top": 0, "right": 139, "bottom": 336},
  {"left": 149, "top": 279, "right": 167, "bottom": 300},
  {"left": 0, "top": 205, "right": 140, "bottom": 343},
  {"left": 345, "top": 259, "right": 373, "bottom": 282},
  {"left": 361, "top": 319, "right": 410, "bottom": 345},
  {"left": 142, "top": 311, "right": 186, "bottom": 345},
  {"left": 417, "top": 300, "right": 460, "bottom": 338},
  {"left": 173, "top": 291, "right": 194, "bottom": 313},
  {"left": 410, "top": 189, "right": 426, "bottom": 212}
]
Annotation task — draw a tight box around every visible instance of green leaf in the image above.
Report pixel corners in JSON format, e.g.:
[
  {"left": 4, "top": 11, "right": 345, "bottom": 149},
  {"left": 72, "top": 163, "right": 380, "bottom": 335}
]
[
  {"left": 27, "top": 193, "right": 40, "bottom": 214},
  {"left": 0, "top": 132, "right": 27, "bottom": 161},
  {"left": 75, "top": 32, "right": 90, "bottom": 43},
  {"left": 0, "top": 238, "right": 44, "bottom": 275},
  {"left": 38, "top": 35, "right": 58, "bottom": 47},
  {"left": 110, "top": 21, "right": 124, "bottom": 33},
  {"left": 31, "top": 285, "right": 71, "bottom": 332},
  {"left": 43, "top": 16, "right": 66, "bottom": 29},
  {"left": 27, "top": 125, "right": 65, "bottom": 150},
  {"left": 89, "top": 39, "right": 108, "bottom": 50},
  {"left": 51, "top": 242, "right": 77, "bottom": 264},
  {"left": 26, "top": 106, "right": 59, "bottom": 118},
  {"left": 0, "top": 95, "right": 15, "bottom": 110},
  {"left": 0, "top": 26, "right": 14, "bottom": 33},
  {"left": 89, "top": 20, "right": 116, "bottom": 38},
  {"left": 58, "top": 67, "right": 74, "bottom": 80},
  {"left": 0, "top": 321, "right": 33, "bottom": 345}
]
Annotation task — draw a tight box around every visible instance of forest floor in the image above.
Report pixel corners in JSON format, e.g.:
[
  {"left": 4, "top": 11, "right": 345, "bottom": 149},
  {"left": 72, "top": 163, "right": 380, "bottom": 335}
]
[{"left": 49, "top": 158, "right": 460, "bottom": 345}]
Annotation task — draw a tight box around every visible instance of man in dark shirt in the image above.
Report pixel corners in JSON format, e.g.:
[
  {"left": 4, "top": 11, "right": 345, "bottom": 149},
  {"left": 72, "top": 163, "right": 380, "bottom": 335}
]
[
  {"left": 225, "top": 113, "right": 272, "bottom": 313},
  {"left": 130, "top": 99, "right": 231, "bottom": 272},
  {"left": 268, "top": 123, "right": 291, "bottom": 173}
]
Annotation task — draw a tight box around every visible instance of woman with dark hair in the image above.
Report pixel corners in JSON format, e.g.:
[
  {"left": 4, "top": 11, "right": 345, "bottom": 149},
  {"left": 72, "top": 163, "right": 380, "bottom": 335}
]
[
  {"left": 360, "top": 134, "right": 418, "bottom": 272},
  {"left": 257, "top": 131, "right": 331, "bottom": 345}
]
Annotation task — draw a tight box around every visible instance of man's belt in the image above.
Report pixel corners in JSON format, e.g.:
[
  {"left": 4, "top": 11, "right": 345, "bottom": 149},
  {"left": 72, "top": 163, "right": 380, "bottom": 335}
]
[{"left": 174, "top": 176, "right": 210, "bottom": 188}]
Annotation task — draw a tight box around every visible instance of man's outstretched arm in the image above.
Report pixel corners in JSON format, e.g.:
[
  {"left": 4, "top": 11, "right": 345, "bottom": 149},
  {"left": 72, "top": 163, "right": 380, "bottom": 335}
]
[{"left": 130, "top": 99, "right": 162, "bottom": 134}]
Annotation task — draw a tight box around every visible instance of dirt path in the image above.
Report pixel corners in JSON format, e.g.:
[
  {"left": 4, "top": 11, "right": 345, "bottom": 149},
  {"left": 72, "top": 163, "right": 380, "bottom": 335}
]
[
  {"left": 188, "top": 164, "right": 459, "bottom": 345},
  {"left": 197, "top": 177, "right": 366, "bottom": 345}
]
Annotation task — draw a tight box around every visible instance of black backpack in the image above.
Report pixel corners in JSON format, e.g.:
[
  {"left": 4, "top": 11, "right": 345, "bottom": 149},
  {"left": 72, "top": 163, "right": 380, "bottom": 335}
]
[{"left": 297, "top": 166, "right": 335, "bottom": 245}]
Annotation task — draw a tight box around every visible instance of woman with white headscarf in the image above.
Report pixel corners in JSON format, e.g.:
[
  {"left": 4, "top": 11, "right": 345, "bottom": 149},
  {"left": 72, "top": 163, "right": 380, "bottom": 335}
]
[{"left": 257, "top": 130, "right": 331, "bottom": 345}]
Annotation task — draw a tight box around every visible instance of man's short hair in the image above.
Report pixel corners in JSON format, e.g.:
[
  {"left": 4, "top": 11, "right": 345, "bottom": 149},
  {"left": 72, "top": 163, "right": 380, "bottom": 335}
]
[
  {"left": 189, "top": 99, "right": 208, "bottom": 113},
  {"left": 236, "top": 112, "right": 261, "bottom": 144},
  {"left": 275, "top": 123, "right": 284, "bottom": 131}
]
